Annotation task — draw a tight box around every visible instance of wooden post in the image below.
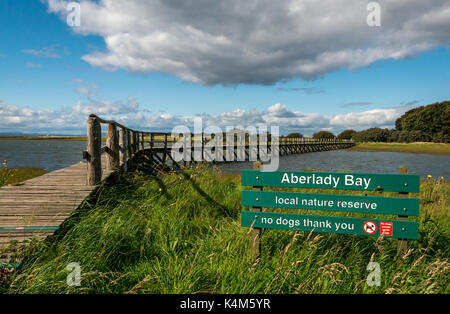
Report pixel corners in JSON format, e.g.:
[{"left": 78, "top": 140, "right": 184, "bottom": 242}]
[
  {"left": 87, "top": 115, "right": 102, "bottom": 185},
  {"left": 135, "top": 132, "right": 140, "bottom": 154},
  {"left": 256, "top": 134, "right": 260, "bottom": 160},
  {"left": 398, "top": 165, "right": 409, "bottom": 256},
  {"left": 119, "top": 127, "right": 128, "bottom": 171},
  {"left": 149, "top": 133, "right": 154, "bottom": 166},
  {"left": 150, "top": 133, "right": 154, "bottom": 150},
  {"left": 190, "top": 133, "right": 194, "bottom": 165},
  {"left": 130, "top": 130, "right": 135, "bottom": 158},
  {"left": 105, "top": 123, "right": 119, "bottom": 172},
  {"left": 138, "top": 132, "right": 143, "bottom": 151},
  {"left": 251, "top": 161, "right": 263, "bottom": 257},
  {"left": 201, "top": 132, "right": 204, "bottom": 162},
  {"left": 127, "top": 129, "right": 132, "bottom": 163},
  {"left": 163, "top": 133, "right": 168, "bottom": 169},
  {"left": 141, "top": 132, "right": 145, "bottom": 151}
]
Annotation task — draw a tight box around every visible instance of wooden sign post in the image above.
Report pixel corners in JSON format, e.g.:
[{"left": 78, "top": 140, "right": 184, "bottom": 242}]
[
  {"left": 398, "top": 165, "right": 410, "bottom": 256},
  {"left": 251, "top": 161, "right": 262, "bottom": 257}
]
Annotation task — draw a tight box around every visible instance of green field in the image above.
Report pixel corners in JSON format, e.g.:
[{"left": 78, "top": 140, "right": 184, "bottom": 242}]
[
  {"left": 2, "top": 165, "right": 448, "bottom": 294},
  {"left": 348, "top": 142, "right": 450, "bottom": 155}
]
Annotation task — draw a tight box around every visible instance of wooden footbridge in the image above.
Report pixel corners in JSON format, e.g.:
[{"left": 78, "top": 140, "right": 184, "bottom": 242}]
[{"left": 0, "top": 114, "right": 353, "bottom": 261}]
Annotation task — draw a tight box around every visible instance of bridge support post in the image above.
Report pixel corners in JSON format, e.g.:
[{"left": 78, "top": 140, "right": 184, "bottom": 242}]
[
  {"left": 119, "top": 128, "right": 128, "bottom": 171},
  {"left": 106, "top": 123, "right": 119, "bottom": 172},
  {"left": 127, "top": 130, "right": 132, "bottom": 167},
  {"left": 130, "top": 130, "right": 136, "bottom": 159},
  {"left": 87, "top": 115, "right": 102, "bottom": 185}
]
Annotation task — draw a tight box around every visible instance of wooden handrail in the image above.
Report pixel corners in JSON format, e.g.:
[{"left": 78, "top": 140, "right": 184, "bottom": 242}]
[{"left": 85, "top": 114, "right": 354, "bottom": 185}]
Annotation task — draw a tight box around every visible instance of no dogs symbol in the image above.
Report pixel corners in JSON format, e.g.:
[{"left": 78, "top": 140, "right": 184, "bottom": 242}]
[{"left": 363, "top": 221, "right": 377, "bottom": 235}]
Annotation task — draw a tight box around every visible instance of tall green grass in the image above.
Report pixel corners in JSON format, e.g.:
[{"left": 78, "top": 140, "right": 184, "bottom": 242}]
[{"left": 3, "top": 165, "right": 449, "bottom": 294}]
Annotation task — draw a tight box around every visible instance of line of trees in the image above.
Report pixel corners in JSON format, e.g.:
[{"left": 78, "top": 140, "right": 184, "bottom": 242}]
[
  {"left": 286, "top": 101, "right": 449, "bottom": 143},
  {"left": 353, "top": 101, "right": 449, "bottom": 143}
]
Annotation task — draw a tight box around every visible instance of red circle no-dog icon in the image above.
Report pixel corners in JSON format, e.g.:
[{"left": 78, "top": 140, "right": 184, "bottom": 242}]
[{"left": 363, "top": 221, "right": 377, "bottom": 235}]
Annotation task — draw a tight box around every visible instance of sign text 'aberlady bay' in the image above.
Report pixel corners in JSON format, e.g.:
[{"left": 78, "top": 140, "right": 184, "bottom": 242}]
[{"left": 241, "top": 170, "right": 420, "bottom": 192}]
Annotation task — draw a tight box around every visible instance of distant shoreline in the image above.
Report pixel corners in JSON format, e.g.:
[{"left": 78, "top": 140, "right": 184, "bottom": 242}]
[
  {"left": 2, "top": 136, "right": 449, "bottom": 155},
  {"left": 0, "top": 136, "right": 87, "bottom": 141},
  {"left": 347, "top": 142, "right": 450, "bottom": 155}
]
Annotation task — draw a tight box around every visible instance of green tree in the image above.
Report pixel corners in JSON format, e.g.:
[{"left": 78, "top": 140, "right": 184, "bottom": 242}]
[
  {"left": 287, "top": 132, "right": 303, "bottom": 138},
  {"left": 313, "top": 131, "right": 335, "bottom": 139},
  {"left": 337, "top": 129, "right": 356, "bottom": 140},
  {"left": 395, "top": 101, "right": 450, "bottom": 142},
  {"left": 353, "top": 128, "right": 390, "bottom": 142}
]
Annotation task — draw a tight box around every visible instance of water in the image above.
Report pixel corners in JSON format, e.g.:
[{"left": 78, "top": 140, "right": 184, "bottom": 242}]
[
  {"left": 219, "top": 149, "right": 450, "bottom": 179},
  {"left": 0, "top": 140, "right": 86, "bottom": 171},
  {"left": 1, "top": 140, "right": 449, "bottom": 178}
]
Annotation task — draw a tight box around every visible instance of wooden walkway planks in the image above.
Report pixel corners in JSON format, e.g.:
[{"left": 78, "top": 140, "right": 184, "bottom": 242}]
[{"left": 0, "top": 157, "right": 112, "bottom": 247}]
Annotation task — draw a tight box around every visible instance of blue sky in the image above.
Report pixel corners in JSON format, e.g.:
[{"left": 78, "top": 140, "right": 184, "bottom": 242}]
[{"left": 0, "top": 0, "right": 449, "bottom": 135}]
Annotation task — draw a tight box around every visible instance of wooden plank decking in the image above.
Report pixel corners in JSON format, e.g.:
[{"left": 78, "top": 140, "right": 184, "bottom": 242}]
[{"left": 0, "top": 156, "right": 112, "bottom": 247}]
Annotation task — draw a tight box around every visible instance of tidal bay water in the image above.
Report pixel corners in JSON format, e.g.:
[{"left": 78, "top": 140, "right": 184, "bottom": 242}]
[
  {"left": 0, "top": 140, "right": 86, "bottom": 171},
  {"left": 218, "top": 149, "right": 450, "bottom": 179},
  {"left": 1, "top": 140, "right": 449, "bottom": 178}
]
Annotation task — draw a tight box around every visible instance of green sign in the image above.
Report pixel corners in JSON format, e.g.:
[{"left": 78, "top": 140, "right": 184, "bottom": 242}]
[
  {"left": 241, "top": 170, "right": 420, "bottom": 193},
  {"left": 241, "top": 190, "right": 419, "bottom": 216},
  {"left": 241, "top": 211, "right": 419, "bottom": 240}
]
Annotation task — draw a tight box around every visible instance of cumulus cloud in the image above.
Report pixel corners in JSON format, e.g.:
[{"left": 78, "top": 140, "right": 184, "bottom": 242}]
[
  {"left": 0, "top": 94, "right": 142, "bottom": 133},
  {"left": 329, "top": 106, "right": 412, "bottom": 129},
  {"left": 71, "top": 95, "right": 140, "bottom": 116},
  {"left": 0, "top": 101, "right": 67, "bottom": 132},
  {"left": 44, "top": 0, "right": 450, "bottom": 85},
  {"left": 0, "top": 99, "right": 416, "bottom": 135}
]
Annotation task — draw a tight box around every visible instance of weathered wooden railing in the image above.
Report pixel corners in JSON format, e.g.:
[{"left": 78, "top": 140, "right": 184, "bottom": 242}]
[
  {"left": 83, "top": 114, "right": 170, "bottom": 186},
  {"left": 83, "top": 114, "right": 354, "bottom": 186}
]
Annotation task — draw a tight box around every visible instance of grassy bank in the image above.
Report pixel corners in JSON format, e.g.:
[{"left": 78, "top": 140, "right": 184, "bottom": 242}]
[
  {"left": 0, "top": 167, "right": 47, "bottom": 187},
  {"left": 2, "top": 166, "right": 449, "bottom": 294},
  {"left": 348, "top": 142, "right": 450, "bottom": 155}
]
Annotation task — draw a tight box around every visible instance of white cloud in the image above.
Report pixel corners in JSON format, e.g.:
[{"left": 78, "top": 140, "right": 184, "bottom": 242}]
[
  {"left": 23, "top": 45, "right": 62, "bottom": 59},
  {"left": 74, "top": 85, "right": 98, "bottom": 97},
  {"left": 26, "top": 62, "right": 43, "bottom": 68},
  {"left": 0, "top": 99, "right": 415, "bottom": 135},
  {"left": 329, "top": 106, "right": 410, "bottom": 129},
  {"left": 71, "top": 96, "right": 140, "bottom": 116},
  {"left": 44, "top": 0, "right": 450, "bottom": 85},
  {"left": 0, "top": 101, "right": 66, "bottom": 131}
]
